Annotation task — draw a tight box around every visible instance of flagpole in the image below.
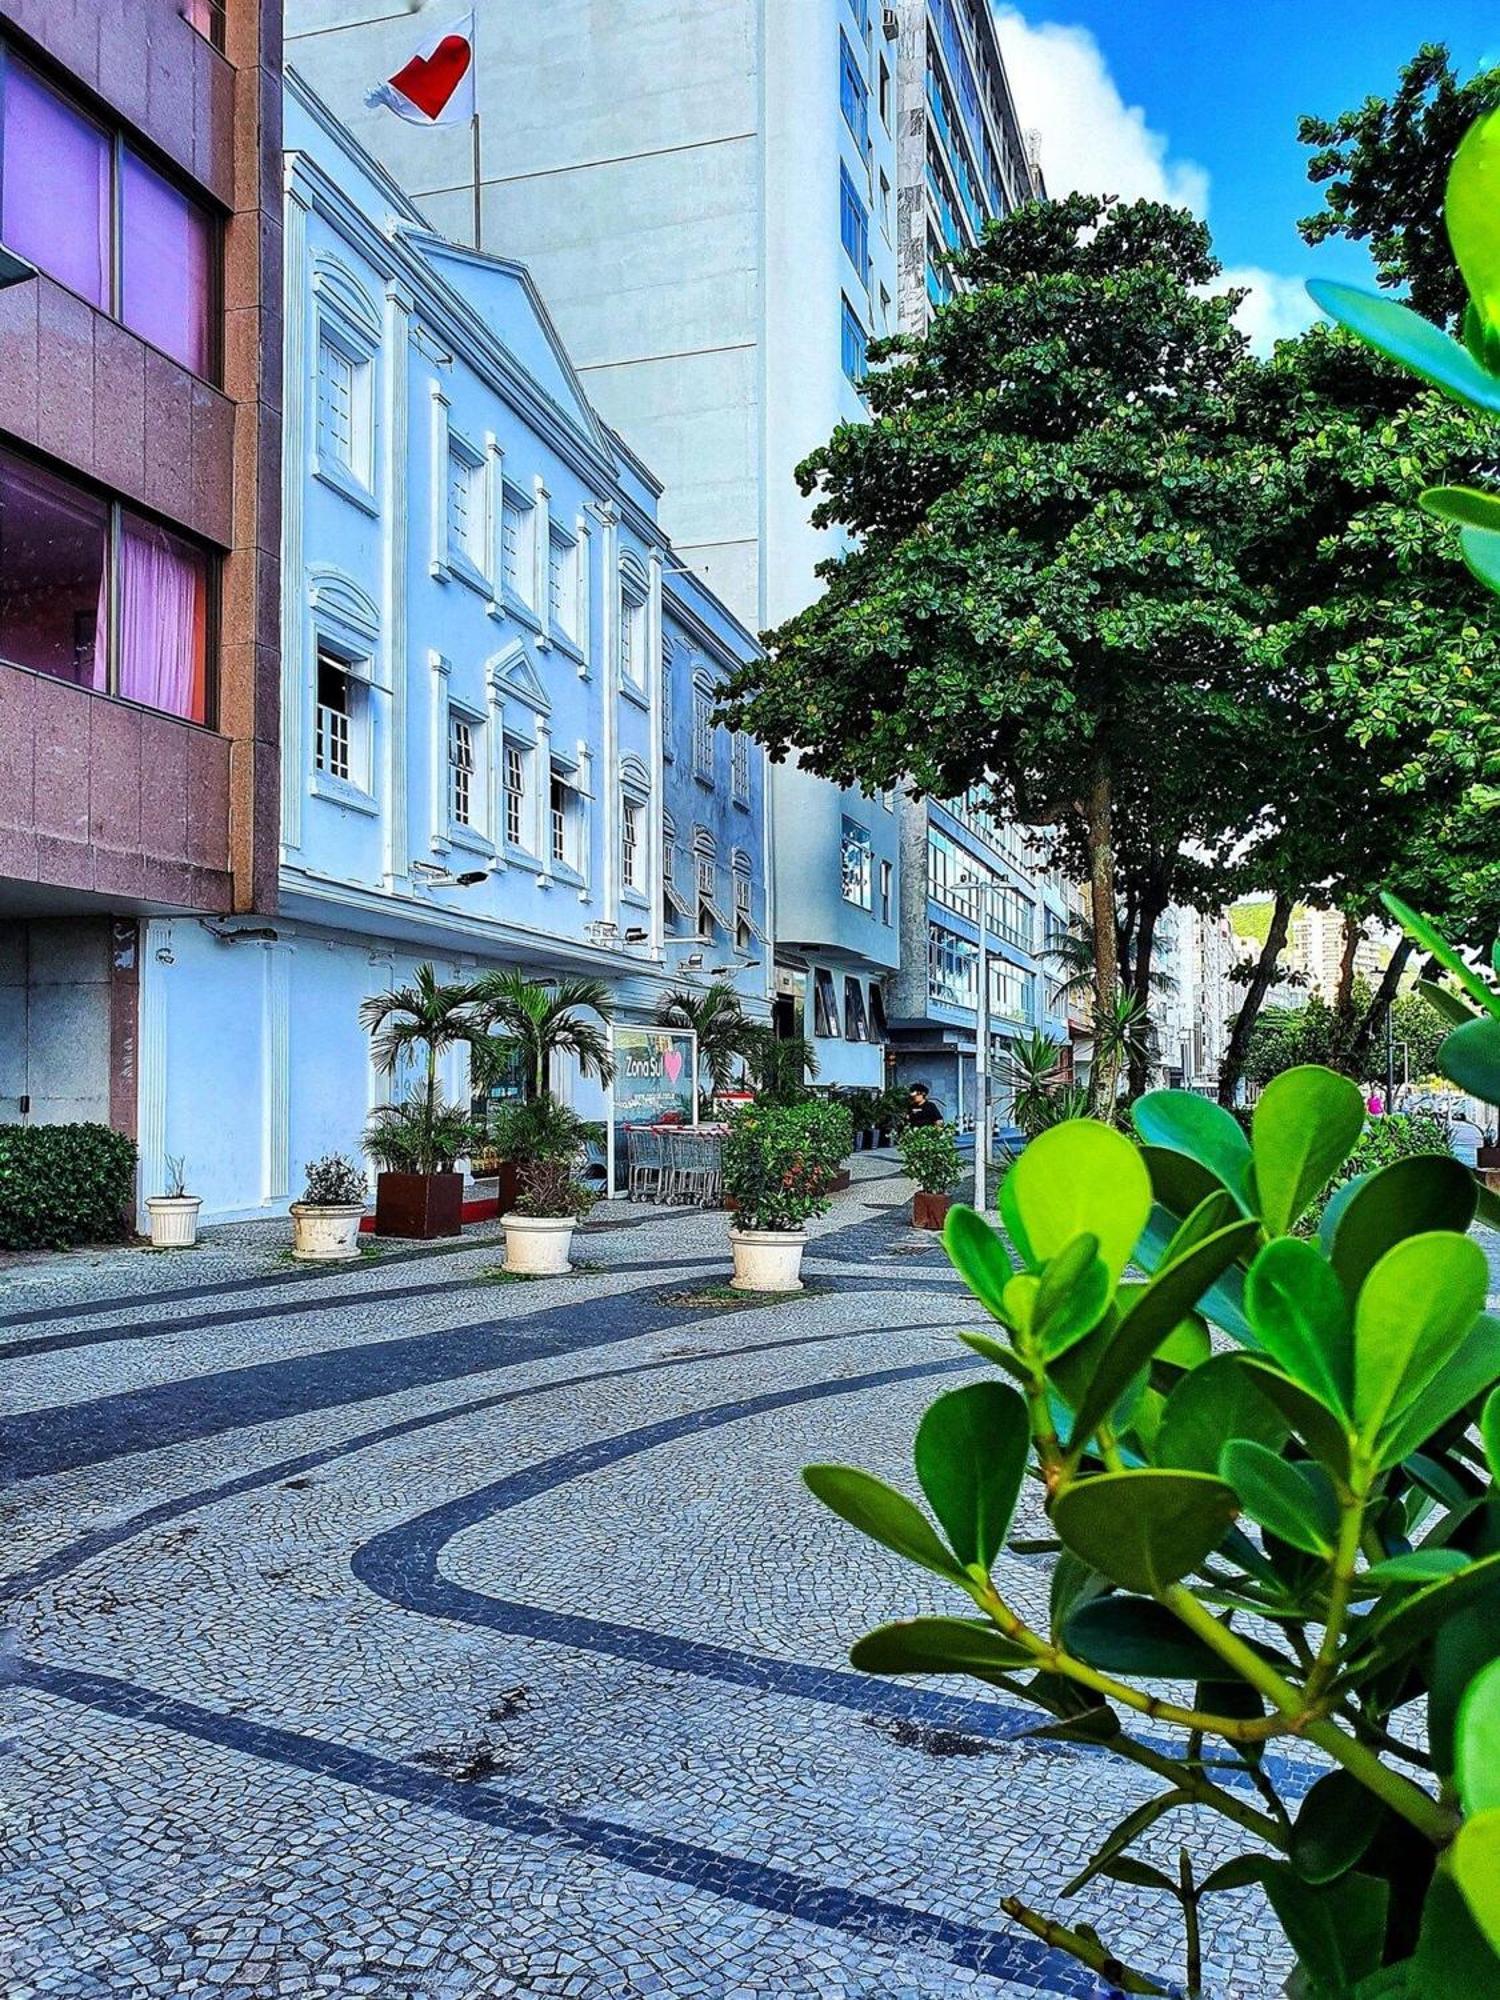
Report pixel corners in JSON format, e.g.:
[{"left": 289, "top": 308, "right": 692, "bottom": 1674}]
[{"left": 471, "top": 110, "right": 482, "bottom": 251}]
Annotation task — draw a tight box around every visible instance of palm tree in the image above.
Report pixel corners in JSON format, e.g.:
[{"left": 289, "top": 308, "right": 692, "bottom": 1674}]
[
  {"left": 656, "top": 981, "right": 755, "bottom": 1114},
  {"left": 467, "top": 970, "right": 616, "bottom": 1101},
  {"left": 359, "top": 965, "right": 484, "bottom": 1173}
]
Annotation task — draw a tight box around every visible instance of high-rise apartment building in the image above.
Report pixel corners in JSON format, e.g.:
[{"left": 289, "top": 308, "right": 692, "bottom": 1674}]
[{"left": 0, "top": 0, "right": 281, "bottom": 1141}]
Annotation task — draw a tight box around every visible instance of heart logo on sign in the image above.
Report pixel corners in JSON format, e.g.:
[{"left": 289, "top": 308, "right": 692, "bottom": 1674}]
[
  {"left": 663, "top": 1049, "right": 684, "bottom": 1084},
  {"left": 391, "top": 34, "right": 472, "bottom": 120}
]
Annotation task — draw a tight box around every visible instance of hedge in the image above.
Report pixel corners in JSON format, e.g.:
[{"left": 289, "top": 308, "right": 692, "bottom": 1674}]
[{"left": 0, "top": 1122, "right": 138, "bottom": 1251}]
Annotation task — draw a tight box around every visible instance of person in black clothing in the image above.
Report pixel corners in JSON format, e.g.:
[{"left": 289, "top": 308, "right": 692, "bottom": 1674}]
[{"left": 906, "top": 1082, "right": 944, "bottom": 1127}]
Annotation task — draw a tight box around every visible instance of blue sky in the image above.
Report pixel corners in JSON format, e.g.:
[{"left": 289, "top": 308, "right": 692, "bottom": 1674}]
[{"left": 994, "top": 2, "right": 1498, "bottom": 345}]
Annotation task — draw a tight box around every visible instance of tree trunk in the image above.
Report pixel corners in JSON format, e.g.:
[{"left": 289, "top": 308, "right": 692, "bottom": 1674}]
[
  {"left": 1084, "top": 755, "right": 1118, "bottom": 1115},
  {"left": 1217, "top": 891, "right": 1293, "bottom": 1109},
  {"left": 1334, "top": 913, "right": 1361, "bottom": 1020},
  {"left": 1126, "top": 896, "right": 1163, "bottom": 1101},
  {"left": 1346, "top": 938, "right": 1414, "bottom": 1079}
]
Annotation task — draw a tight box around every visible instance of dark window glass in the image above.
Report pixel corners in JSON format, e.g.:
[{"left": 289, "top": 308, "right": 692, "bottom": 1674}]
[
  {"left": 0, "top": 451, "right": 108, "bottom": 689},
  {"left": 1, "top": 61, "right": 110, "bottom": 309},
  {"left": 121, "top": 148, "right": 213, "bottom": 376}
]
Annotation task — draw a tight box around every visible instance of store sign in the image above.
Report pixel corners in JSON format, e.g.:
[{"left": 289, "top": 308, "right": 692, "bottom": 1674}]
[{"left": 607, "top": 1025, "right": 697, "bottom": 1193}]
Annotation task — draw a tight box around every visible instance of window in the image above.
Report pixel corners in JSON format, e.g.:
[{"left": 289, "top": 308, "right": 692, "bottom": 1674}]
[
  {"left": 501, "top": 493, "right": 534, "bottom": 605},
  {"left": 839, "top": 32, "right": 868, "bottom": 152},
  {"left": 844, "top": 977, "right": 870, "bottom": 1042},
  {"left": 447, "top": 445, "right": 486, "bottom": 573},
  {"left": 621, "top": 794, "right": 643, "bottom": 890},
  {"left": 0, "top": 448, "right": 210, "bottom": 724},
  {"left": 929, "top": 925, "right": 978, "bottom": 1008},
  {"left": 661, "top": 642, "right": 675, "bottom": 757},
  {"left": 878, "top": 57, "right": 891, "bottom": 125},
  {"left": 695, "top": 843, "right": 731, "bottom": 941},
  {"left": 550, "top": 774, "right": 569, "bottom": 865},
  {"left": 879, "top": 858, "right": 893, "bottom": 924},
  {"left": 315, "top": 649, "right": 356, "bottom": 784},
  {"left": 869, "top": 982, "right": 889, "bottom": 1041},
  {"left": 548, "top": 531, "right": 577, "bottom": 639},
  {"left": 839, "top": 164, "right": 869, "bottom": 283},
  {"left": 619, "top": 578, "right": 646, "bottom": 689},
  {"left": 503, "top": 741, "right": 527, "bottom": 849},
  {"left": 0, "top": 61, "right": 215, "bottom": 378},
  {"left": 841, "top": 817, "right": 873, "bottom": 909},
  {"left": 663, "top": 830, "right": 693, "bottom": 927},
  {"left": 550, "top": 764, "right": 583, "bottom": 872},
  {"left": 734, "top": 869, "right": 762, "bottom": 950},
  {"left": 841, "top": 296, "right": 868, "bottom": 386},
  {"left": 693, "top": 679, "right": 715, "bottom": 780},
  {"left": 317, "top": 338, "right": 356, "bottom": 469},
  {"left": 732, "top": 730, "right": 751, "bottom": 802},
  {"left": 448, "top": 711, "right": 476, "bottom": 828},
  {"left": 813, "top": 967, "right": 842, "bottom": 1039},
  {"left": 878, "top": 168, "right": 892, "bottom": 235},
  {"left": 183, "top": 0, "right": 225, "bottom": 50}
]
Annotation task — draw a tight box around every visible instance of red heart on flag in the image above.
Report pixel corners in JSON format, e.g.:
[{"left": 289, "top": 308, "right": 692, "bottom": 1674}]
[{"left": 390, "top": 34, "right": 471, "bottom": 119}]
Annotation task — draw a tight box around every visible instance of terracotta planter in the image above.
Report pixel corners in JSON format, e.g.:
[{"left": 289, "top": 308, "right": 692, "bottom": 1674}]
[
  {"left": 912, "top": 1191, "right": 953, "bottom": 1231},
  {"left": 290, "top": 1202, "right": 366, "bottom": 1262},
  {"left": 1477, "top": 1143, "right": 1500, "bottom": 1170},
  {"left": 502, "top": 1212, "right": 576, "bottom": 1275},
  {"left": 146, "top": 1194, "right": 201, "bottom": 1248},
  {"left": 469, "top": 1160, "right": 520, "bottom": 1211},
  {"left": 729, "top": 1226, "right": 808, "bottom": 1292},
  {"left": 374, "top": 1171, "right": 463, "bottom": 1239}
]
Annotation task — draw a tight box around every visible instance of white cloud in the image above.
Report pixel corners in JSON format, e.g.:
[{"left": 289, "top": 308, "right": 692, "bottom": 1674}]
[{"left": 992, "top": 11, "right": 1313, "bottom": 355}]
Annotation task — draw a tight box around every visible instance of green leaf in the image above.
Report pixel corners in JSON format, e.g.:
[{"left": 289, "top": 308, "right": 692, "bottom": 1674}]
[
  {"left": 1307, "top": 279, "right": 1500, "bottom": 413},
  {"left": 1324, "top": 1153, "right": 1479, "bottom": 1305},
  {"left": 1053, "top": 1469, "right": 1240, "bottom": 1594},
  {"left": 1381, "top": 895, "right": 1500, "bottom": 1018},
  {"left": 1410, "top": 1867, "right": 1500, "bottom": 1998},
  {"left": 1461, "top": 523, "right": 1500, "bottom": 597},
  {"left": 1375, "top": 1315, "right": 1500, "bottom": 1471},
  {"left": 848, "top": 1615, "right": 1032, "bottom": 1681},
  {"left": 1457, "top": 1657, "right": 1500, "bottom": 1814},
  {"left": 1133, "top": 1091, "right": 1253, "bottom": 1211},
  {"left": 1049, "top": 1547, "right": 1106, "bottom": 1637},
  {"left": 803, "top": 1464, "right": 966, "bottom": 1583},
  {"left": 999, "top": 1119, "right": 1151, "bottom": 1284},
  {"left": 1066, "top": 1219, "right": 1262, "bottom": 1452},
  {"left": 1156, "top": 1314, "right": 1211, "bottom": 1372},
  {"left": 1447, "top": 102, "right": 1500, "bottom": 343},
  {"left": 1365, "top": 1550, "right": 1500, "bottom": 1668},
  {"left": 1422, "top": 486, "right": 1500, "bottom": 535},
  {"left": 1451, "top": 1812, "right": 1500, "bottom": 1958},
  {"left": 1220, "top": 1439, "right": 1338, "bottom": 1557},
  {"left": 1199, "top": 1855, "right": 1271, "bottom": 1895},
  {"left": 1252, "top": 1066, "right": 1366, "bottom": 1237},
  {"left": 1235, "top": 1360, "right": 1352, "bottom": 1482},
  {"left": 1361, "top": 1549, "right": 1472, "bottom": 1590},
  {"left": 1033, "top": 1232, "right": 1112, "bottom": 1357},
  {"left": 1417, "top": 978, "right": 1479, "bottom": 1029},
  {"left": 957, "top": 1329, "right": 1028, "bottom": 1381},
  {"left": 1139, "top": 1145, "right": 1225, "bottom": 1222},
  {"left": 1063, "top": 1593, "right": 1229, "bottom": 1679},
  {"left": 1353, "top": 1233, "right": 1489, "bottom": 1443},
  {"left": 1099, "top": 1857, "right": 1181, "bottom": 1896},
  {"left": 1157, "top": 1352, "right": 1290, "bottom": 1474},
  {"left": 1291, "top": 1771, "right": 1381, "bottom": 1885},
  {"left": 913, "top": 1381, "right": 1031, "bottom": 1573},
  {"left": 1484, "top": 1386, "right": 1500, "bottom": 1480},
  {"left": 1254, "top": 1859, "right": 1390, "bottom": 1992},
  {"left": 1244, "top": 1236, "right": 1354, "bottom": 1416},
  {"left": 1440, "top": 1018, "right": 1500, "bottom": 1108},
  {"left": 942, "top": 1204, "right": 1013, "bottom": 1322},
  {"left": 1060, "top": 1790, "right": 1192, "bottom": 1898}
]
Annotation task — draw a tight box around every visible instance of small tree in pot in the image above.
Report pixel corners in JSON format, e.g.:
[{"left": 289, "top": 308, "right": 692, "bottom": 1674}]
[
  {"left": 722, "top": 1099, "right": 853, "bottom": 1291},
  {"left": 490, "top": 1097, "right": 597, "bottom": 1275},
  {"left": 899, "top": 1121, "right": 963, "bottom": 1230},
  {"left": 360, "top": 966, "right": 483, "bottom": 1238},
  {"left": 145, "top": 1153, "right": 201, "bottom": 1249},
  {"left": 290, "top": 1153, "right": 367, "bottom": 1262}
]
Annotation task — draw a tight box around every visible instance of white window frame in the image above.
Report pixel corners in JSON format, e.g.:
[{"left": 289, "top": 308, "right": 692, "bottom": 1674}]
[
  {"left": 548, "top": 528, "right": 578, "bottom": 644},
  {"left": 692, "top": 676, "right": 715, "bottom": 783},
  {"left": 731, "top": 730, "right": 751, "bottom": 803},
  {"left": 447, "top": 706, "right": 482, "bottom": 834},
  {"left": 502, "top": 487, "right": 536, "bottom": 611},
  {"left": 841, "top": 817, "right": 873, "bottom": 910},
  {"left": 312, "top": 640, "right": 373, "bottom": 800},
  {"left": 503, "top": 738, "right": 529, "bottom": 852},
  {"left": 446, "top": 437, "right": 489, "bottom": 582},
  {"left": 311, "top": 275, "right": 379, "bottom": 511}
]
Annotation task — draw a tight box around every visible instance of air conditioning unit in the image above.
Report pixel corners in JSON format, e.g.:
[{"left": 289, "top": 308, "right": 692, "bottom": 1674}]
[{"left": 882, "top": 6, "right": 899, "bottom": 39}]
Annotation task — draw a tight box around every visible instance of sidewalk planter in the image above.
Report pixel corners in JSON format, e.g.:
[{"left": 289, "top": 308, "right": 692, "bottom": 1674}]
[
  {"left": 911, "top": 1191, "right": 953, "bottom": 1232},
  {"left": 145, "top": 1194, "right": 201, "bottom": 1249},
  {"left": 729, "top": 1225, "right": 808, "bottom": 1292},
  {"left": 374, "top": 1170, "right": 463, "bottom": 1239},
  {"left": 502, "top": 1211, "right": 576, "bottom": 1275},
  {"left": 290, "top": 1202, "right": 366, "bottom": 1261}
]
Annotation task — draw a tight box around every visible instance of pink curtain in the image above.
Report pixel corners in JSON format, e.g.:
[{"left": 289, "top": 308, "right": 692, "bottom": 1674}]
[
  {"left": 117, "top": 515, "right": 207, "bottom": 722},
  {"left": 2, "top": 61, "right": 110, "bottom": 309},
  {"left": 121, "top": 149, "right": 212, "bottom": 377}
]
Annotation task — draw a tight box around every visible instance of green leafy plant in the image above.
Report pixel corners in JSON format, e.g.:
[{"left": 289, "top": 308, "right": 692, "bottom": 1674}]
[
  {"left": 723, "top": 1100, "right": 852, "bottom": 1232},
  {"left": 487, "top": 1097, "right": 596, "bottom": 1220},
  {"left": 897, "top": 1121, "right": 963, "bottom": 1197},
  {"left": 0, "top": 1122, "right": 136, "bottom": 1251},
  {"left": 1300, "top": 1108, "right": 1454, "bottom": 1235},
  {"left": 807, "top": 1064, "right": 1500, "bottom": 1994},
  {"left": 467, "top": 970, "right": 615, "bottom": 1102},
  {"left": 299, "top": 1154, "right": 367, "bottom": 1206},
  {"left": 360, "top": 966, "right": 486, "bottom": 1176},
  {"left": 362, "top": 1099, "right": 476, "bottom": 1176},
  {"left": 743, "top": 1028, "right": 819, "bottom": 1105},
  {"left": 655, "top": 981, "right": 755, "bottom": 1114}
]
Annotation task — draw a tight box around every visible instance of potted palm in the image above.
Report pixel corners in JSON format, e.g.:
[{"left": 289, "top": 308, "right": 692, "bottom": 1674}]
[
  {"left": 656, "top": 980, "right": 755, "bottom": 1115},
  {"left": 360, "top": 966, "right": 483, "bottom": 1238},
  {"left": 290, "top": 1153, "right": 367, "bottom": 1261},
  {"left": 490, "top": 1098, "right": 597, "bottom": 1273},
  {"left": 722, "top": 1098, "right": 853, "bottom": 1291},
  {"left": 899, "top": 1120, "right": 963, "bottom": 1230},
  {"left": 145, "top": 1154, "right": 201, "bottom": 1248},
  {"left": 467, "top": 970, "right": 616, "bottom": 1104}
]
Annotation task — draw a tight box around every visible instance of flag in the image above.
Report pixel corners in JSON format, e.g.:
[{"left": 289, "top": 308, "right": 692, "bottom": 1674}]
[{"left": 366, "top": 11, "right": 476, "bottom": 127}]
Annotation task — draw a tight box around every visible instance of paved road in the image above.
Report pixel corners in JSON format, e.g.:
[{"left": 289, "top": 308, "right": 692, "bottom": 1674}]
[{"left": 1, "top": 1165, "right": 1286, "bottom": 1998}]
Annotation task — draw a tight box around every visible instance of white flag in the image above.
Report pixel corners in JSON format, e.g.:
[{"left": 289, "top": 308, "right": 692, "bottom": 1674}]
[{"left": 366, "top": 11, "right": 476, "bottom": 127}]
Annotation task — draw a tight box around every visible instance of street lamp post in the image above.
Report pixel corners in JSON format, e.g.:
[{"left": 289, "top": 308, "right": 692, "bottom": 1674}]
[{"left": 955, "top": 875, "right": 1000, "bottom": 1214}]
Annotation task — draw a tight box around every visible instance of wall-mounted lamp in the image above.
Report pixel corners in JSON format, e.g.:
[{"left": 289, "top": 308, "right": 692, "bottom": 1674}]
[
  {"left": 411, "top": 860, "right": 491, "bottom": 888},
  {"left": 199, "top": 920, "right": 280, "bottom": 945}
]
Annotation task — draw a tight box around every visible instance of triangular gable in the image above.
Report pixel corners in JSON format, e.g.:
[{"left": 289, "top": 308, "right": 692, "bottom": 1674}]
[
  {"left": 399, "top": 230, "right": 610, "bottom": 455},
  {"left": 486, "top": 638, "right": 550, "bottom": 714}
]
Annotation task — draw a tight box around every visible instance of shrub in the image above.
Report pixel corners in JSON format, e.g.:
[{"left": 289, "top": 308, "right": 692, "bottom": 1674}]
[
  {"left": 1299, "top": 1108, "right": 1452, "bottom": 1234},
  {"left": 299, "top": 1153, "right": 367, "bottom": 1206},
  {"left": 898, "top": 1121, "right": 963, "bottom": 1195},
  {"left": 0, "top": 1122, "right": 136, "bottom": 1251},
  {"left": 363, "top": 1099, "right": 476, "bottom": 1174},
  {"left": 723, "top": 1099, "right": 852, "bottom": 1231},
  {"left": 513, "top": 1158, "right": 596, "bottom": 1220},
  {"left": 489, "top": 1098, "right": 596, "bottom": 1220}
]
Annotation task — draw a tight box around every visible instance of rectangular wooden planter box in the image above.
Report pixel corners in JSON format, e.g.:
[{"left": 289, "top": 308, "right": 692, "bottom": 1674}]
[
  {"left": 912, "top": 1192, "right": 953, "bottom": 1231},
  {"left": 374, "top": 1171, "right": 464, "bottom": 1239}
]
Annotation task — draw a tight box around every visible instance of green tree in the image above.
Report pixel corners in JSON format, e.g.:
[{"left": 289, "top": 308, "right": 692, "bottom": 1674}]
[
  {"left": 466, "top": 971, "right": 615, "bottom": 1102},
  {"left": 655, "top": 981, "right": 756, "bottom": 1114},
  {"left": 359, "top": 964, "right": 484, "bottom": 1175}
]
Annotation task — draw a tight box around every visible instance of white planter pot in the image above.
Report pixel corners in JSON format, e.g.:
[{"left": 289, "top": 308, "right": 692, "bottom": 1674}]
[
  {"left": 146, "top": 1195, "right": 201, "bottom": 1249},
  {"left": 290, "top": 1202, "right": 366, "bottom": 1262},
  {"left": 729, "top": 1226, "right": 808, "bottom": 1292},
  {"left": 502, "top": 1212, "right": 577, "bottom": 1276}
]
